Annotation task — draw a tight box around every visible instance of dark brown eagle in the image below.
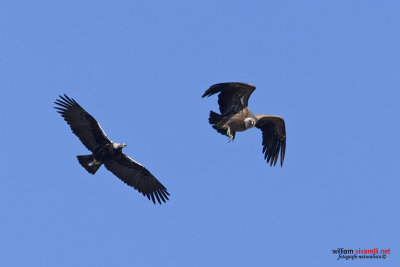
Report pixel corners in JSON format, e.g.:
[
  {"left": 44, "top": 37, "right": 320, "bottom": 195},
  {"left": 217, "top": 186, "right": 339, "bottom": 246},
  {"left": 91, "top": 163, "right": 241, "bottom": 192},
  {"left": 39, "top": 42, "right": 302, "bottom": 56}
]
[
  {"left": 54, "top": 94, "right": 169, "bottom": 204},
  {"left": 202, "top": 82, "right": 286, "bottom": 167}
]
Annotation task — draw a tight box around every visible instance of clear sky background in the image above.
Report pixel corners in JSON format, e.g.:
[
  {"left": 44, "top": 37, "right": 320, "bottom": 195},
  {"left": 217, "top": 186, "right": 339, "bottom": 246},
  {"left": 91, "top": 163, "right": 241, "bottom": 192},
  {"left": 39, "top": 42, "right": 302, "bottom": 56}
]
[{"left": 1, "top": 1, "right": 399, "bottom": 266}]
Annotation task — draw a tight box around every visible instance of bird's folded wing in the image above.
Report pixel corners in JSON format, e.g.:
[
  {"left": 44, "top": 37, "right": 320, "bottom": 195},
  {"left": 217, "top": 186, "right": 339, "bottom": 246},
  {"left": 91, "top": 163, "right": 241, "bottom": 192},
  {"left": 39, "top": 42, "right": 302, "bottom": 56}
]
[
  {"left": 202, "top": 82, "right": 256, "bottom": 116},
  {"left": 255, "top": 115, "right": 286, "bottom": 167}
]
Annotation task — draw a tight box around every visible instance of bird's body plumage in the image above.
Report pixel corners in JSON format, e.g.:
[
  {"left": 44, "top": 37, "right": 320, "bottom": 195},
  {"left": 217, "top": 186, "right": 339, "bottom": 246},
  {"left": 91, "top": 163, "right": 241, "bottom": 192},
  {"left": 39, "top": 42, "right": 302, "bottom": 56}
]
[
  {"left": 202, "top": 82, "right": 286, "bottom": 166},
  {"left": 217, "top": 107, "right": 256, "bottom": 133},
  {"left": 54, "top": 94, "right": 169, "bottom": 204}
]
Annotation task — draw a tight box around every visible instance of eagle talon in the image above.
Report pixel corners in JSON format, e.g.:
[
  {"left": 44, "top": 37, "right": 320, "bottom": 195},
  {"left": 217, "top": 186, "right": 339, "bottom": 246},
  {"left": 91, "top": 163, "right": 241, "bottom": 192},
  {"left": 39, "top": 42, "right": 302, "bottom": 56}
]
[{"left": 226, "top": 127, "right": 234, "bottom": 142}]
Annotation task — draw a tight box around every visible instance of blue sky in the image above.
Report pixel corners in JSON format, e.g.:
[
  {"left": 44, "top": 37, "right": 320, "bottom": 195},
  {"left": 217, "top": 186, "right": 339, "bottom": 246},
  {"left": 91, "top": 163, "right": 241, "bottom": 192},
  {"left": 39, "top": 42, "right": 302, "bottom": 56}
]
[{"left": 1, "top": 0, "right": 399, "bottom": 266}]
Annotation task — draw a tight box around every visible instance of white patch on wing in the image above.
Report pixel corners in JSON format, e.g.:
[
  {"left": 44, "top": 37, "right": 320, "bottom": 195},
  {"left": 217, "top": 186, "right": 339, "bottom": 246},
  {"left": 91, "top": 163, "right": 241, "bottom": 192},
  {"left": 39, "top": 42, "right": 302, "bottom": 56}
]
[{"left": 240, "top": 95, "right": 245, "bottom": 106}]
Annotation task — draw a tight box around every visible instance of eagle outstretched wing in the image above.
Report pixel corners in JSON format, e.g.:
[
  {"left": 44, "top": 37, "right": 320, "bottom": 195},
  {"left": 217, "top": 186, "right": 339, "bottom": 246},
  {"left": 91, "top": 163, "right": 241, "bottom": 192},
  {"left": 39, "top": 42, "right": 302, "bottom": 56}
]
[
  {"left": 202, "top": 82, "right": 256, "bottom": 116},
  {"left": 103, "top": 154, "right": 170, "bottom": 204},
  {"left": 54, "top": 95, "right": 111, "bottom": 152},
  {"left": 255, "top": 115, "right": 286, "bottom": 167}
]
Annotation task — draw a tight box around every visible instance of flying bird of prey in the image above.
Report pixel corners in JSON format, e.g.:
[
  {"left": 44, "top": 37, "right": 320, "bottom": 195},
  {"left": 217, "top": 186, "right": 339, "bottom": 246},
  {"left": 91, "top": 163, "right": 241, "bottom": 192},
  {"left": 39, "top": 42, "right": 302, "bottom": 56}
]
[
  {"left": 54, "top": 95, "right": 169, "bottom": 204},
  {"left": 202, "top": 82, "right": 286, "bottom": 167}
]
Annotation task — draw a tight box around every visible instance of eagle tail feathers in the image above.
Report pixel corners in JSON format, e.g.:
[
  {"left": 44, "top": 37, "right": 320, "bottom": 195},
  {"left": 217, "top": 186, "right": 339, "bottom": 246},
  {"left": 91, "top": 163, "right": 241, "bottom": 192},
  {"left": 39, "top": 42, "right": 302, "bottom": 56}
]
[
  {"left": 209, "top": 111, "right": 222, "bottom": 125},
  {"left": 77, "top": 155, "right": 102, "bottom": 174},
  {"left": 208, "top": 111, "right": 229, "bottom": 136},
  {"left": 212, "top": 125, "right": 229, "bottom": 136}
]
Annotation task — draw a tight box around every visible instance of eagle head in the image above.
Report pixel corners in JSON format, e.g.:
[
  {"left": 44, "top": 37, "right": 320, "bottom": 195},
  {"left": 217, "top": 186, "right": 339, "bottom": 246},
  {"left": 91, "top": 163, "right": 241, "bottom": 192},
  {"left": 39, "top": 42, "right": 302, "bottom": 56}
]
[
  {"left": 244, "top": 118, "right": 256, "bottom": 129},
  {"left": 112, "top": 142, "right": 127, "bottom": 149}
]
